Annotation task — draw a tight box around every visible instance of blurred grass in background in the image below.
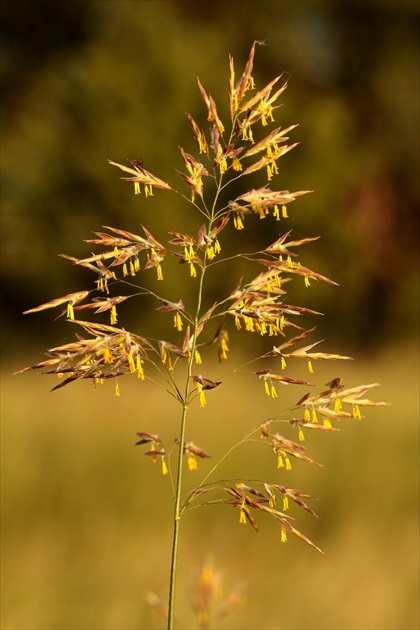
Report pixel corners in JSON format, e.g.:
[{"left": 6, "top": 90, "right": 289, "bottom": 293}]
[
  {"left": 1, "top": 1, "right": 419, "bottom": 629},
  {"left": 2, "top": 344, "right": 419, "bottom": 629}
]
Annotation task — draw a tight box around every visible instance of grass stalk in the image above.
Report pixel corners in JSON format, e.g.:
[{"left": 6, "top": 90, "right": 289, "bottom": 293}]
[
  {"left": 167, "top": 261, "right": 207, "bottom": 628},
  {"left": 167, "top": 401, "right": 188, "bottom": 629}
]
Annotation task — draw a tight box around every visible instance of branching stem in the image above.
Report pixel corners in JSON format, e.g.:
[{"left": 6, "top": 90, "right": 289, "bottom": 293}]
[{"left": 167, "top": 259, "right": 208, "bottom": 629}]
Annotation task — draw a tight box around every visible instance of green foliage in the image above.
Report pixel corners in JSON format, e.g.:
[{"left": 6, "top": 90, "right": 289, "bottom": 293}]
[{"left": 1, "top": 1, "right": 419, "bottom": 353}]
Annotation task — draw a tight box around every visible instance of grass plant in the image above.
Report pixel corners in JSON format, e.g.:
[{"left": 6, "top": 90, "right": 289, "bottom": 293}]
[{"left": 16, "top": 42, "right": 387, "bottom": 629}]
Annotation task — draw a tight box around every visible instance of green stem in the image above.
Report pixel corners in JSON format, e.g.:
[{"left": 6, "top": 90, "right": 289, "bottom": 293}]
[
  {"left": 167, "top": 264, "right": 207, "bottom": 629},
  {"left": 167, "top": 401, "right": 189, "bottom": 630},
  {"left": 167, "top": 160, "right": 227, "bottom": 628}
]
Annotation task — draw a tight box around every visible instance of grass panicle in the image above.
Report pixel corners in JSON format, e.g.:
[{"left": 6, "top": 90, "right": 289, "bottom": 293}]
[{"left": 18, "top": 41, "right": 387, "bottom": 629}]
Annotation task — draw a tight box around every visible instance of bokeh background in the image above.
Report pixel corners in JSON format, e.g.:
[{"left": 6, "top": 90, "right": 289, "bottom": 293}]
[{"left": 1, "top": 1, "right": 419, "bottom": 629}]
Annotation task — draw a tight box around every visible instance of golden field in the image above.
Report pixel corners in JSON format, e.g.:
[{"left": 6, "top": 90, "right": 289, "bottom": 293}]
[{"left": 1, "top": 342, "right": 418, "bottom": 629}]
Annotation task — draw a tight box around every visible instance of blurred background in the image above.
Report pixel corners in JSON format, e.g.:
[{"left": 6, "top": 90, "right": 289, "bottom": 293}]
[{"left": 1, "top": 1, "right": 419, "bottom": 629}]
